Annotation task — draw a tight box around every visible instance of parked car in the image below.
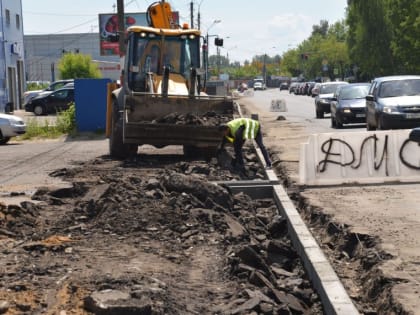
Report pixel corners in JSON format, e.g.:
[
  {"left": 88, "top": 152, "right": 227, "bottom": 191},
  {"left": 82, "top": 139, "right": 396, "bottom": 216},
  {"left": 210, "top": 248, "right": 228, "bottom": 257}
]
[
  {"left": 23, "top": 79, "right": 74, "bottom": 104},
  {"left": 0, "top": 113, "right": 26, "bottom": 144},
  {"left": 289, "top": 82, "right": 298, "bottom": 94},
  {"left": 314, "top": 81, "right": 349, "bottom": 118},
  {"left": 311, "top": 83, "right": 321, "bottom": 97},
  {"left": 25, "top": 86, "right": 75, "bottom": 116},
  {"left": 280, "top": 82, "right": 289, "bottom": 91},
  {"left": 300, "top": 82, "right": 313, "bottom": 96},
  {"left": 366, "top": 75, "right": 420, "bottom": 130},
  {"left": 330, "top": 83, "right": 371, "bottom": 128},
  {"left": 306, "top": 82, "right": 316, "bottom": 96}
]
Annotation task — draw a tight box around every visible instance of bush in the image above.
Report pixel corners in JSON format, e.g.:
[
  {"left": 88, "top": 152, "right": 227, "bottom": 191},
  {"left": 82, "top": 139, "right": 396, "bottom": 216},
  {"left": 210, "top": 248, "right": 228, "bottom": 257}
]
[
  {"left": 56, "top": 103, "right": 76, "bottom": 134},
  {"left": 20, "top": 103, "right": 76, "bottom": 140},
  {"left": 26, "top": 82, "right": 49, "bottom": 91}
]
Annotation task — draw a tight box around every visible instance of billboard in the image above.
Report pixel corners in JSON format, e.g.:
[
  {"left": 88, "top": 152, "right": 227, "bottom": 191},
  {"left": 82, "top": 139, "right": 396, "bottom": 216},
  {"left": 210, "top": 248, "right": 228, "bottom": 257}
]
[
  {"left": 99, "top": 13, "right": 148, "bottom": 56},
  {"left": 98, "top": 12, "right": 180, "bottom": 56}
]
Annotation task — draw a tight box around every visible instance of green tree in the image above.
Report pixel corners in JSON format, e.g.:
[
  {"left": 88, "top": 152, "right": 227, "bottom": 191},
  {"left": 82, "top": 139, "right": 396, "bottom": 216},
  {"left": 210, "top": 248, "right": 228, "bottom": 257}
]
[
  {"left": 387, "top": 0, "right": 420, "bottom": 73},
  {"left": 280, "top": 21, "right": 349, "bottom": 81},
  {"left": 58, "top": 53, "right": 102, "bottom": 79},
  {"left": 311, "top": 20, "right": 329, "bottom": 37},
  {"left": 346, "top": 0, "right": 394, "bottom": 79}
]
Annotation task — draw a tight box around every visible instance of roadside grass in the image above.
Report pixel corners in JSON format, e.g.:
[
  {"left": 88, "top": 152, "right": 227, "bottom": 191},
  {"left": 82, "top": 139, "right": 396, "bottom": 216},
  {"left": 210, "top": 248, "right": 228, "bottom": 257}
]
[{"left": 20, "top": 104, "right": 77, "bottom": 140}]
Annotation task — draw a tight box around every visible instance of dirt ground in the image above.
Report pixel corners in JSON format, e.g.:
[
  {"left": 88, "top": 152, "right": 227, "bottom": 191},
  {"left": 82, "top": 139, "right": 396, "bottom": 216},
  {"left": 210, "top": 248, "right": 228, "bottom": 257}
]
[
  {"left": 0, "top": 131, "right": 325, "bottom": 312},
  {"left": 240, "top": 98, "right": 420, "bottom": 315}
]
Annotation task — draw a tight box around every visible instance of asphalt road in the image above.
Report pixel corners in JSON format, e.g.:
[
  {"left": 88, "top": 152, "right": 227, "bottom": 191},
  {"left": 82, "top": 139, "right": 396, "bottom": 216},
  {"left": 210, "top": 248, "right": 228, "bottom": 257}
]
[
  {"left": 245, "top": 88, "right": 420, "bottom": 314},
  {"left": 0, "top": 135, "right": 108, "bottom": 205}
]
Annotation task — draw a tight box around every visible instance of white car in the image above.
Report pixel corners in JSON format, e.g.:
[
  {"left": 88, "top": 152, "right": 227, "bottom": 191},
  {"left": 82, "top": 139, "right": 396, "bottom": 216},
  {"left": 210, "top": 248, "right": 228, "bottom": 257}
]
[
  {"left": 253, "top": 80, "right": 266, "bottom": 90},
  {"left": 0, "top": 113, "right": 26, "bottom": 144}
]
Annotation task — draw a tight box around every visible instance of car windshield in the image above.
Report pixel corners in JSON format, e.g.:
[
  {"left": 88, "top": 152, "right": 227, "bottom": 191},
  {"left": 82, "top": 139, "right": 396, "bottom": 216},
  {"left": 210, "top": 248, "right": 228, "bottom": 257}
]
[
  {"left": 320, "top": 84, "right": 343, "bottom": 94},
  {"left": 339, "top": 85, "right": 370, "bottom": 100},
  {"left": 378, "top": 79, "right": 420, "bottom": 98}
]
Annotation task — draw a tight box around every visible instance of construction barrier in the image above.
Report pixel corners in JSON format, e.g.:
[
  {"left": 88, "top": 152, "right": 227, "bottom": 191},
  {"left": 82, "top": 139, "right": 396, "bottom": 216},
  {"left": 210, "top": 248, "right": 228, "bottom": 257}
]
[
  {"left": 270, "top": 99, "right": 287, "bottom": 112},
  {"left": 299, "top": 129, "right": 420, "bottom": 185}
]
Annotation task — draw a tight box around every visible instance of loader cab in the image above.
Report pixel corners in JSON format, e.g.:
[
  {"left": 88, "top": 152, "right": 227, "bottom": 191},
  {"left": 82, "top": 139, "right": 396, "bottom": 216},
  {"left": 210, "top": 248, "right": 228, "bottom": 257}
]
[{"left": 125, "top": 26, "right": 201, "bottom": 95}]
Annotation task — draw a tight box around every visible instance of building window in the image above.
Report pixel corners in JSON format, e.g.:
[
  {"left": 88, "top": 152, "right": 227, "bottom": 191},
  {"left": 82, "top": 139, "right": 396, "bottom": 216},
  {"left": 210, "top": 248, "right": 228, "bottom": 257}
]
[
  {"left": 16, "top": 14, "right": 20, "bottom": 29},
  {"left": 5, "top": 9, "right": 10, "bottom": 26}
]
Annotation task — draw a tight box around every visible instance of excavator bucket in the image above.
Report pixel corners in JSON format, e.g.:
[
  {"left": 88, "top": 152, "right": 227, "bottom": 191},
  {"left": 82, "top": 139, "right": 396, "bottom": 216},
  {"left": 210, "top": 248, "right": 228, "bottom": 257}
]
[{"left": 123, "top": 94, "right": 234, "bottom": 148}]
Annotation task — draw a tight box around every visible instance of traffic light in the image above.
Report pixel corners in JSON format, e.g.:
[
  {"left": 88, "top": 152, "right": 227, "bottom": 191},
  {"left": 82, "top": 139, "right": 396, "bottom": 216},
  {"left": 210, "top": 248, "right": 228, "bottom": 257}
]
[{"left": 214, "top": 37, "right": 223, "bottom": 47}]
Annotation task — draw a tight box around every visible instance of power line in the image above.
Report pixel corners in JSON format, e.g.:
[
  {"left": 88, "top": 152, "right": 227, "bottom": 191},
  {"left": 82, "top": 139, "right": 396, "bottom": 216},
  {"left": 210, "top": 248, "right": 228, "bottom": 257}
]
[{"left": 24, "top": 1, "right": 149, "bottom": 35}]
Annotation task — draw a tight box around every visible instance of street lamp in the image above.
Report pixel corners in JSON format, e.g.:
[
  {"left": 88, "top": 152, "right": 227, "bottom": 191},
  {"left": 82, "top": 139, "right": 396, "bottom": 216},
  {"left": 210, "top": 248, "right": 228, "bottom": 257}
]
[{"left": 205, "top": 19, "right": 221, "bottom": 81}]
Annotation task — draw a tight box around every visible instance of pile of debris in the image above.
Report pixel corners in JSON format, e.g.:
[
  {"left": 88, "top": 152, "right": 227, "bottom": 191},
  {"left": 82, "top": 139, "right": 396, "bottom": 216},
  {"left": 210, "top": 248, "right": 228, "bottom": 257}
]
[{"left": 0, "top": 155, "right": 323, "bottom": 314}]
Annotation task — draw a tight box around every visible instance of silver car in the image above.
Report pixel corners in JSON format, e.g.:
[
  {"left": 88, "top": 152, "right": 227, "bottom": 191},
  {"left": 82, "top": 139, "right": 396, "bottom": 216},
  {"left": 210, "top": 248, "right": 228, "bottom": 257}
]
[
  {"left": 366, "top": 75, "right": 420, "bottom": 130},
  {"left": 0, "top": 113, "right": 26, "bottom": 144}
]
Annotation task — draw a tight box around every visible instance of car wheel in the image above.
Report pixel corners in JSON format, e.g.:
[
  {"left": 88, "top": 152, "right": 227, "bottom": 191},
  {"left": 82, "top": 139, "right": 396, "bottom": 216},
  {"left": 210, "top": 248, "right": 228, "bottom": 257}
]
[
  {"left": 0, "top": 130, "right": 10, "bottom": 145},
  {"left": 316, "top": 109, "right": 324, "bottom": 119},
  {"left": 336, "top": 119, "right": 343, "bottom": 129},
  {"left": 33, "top": 104, "right": 45, "bottom": 116}
]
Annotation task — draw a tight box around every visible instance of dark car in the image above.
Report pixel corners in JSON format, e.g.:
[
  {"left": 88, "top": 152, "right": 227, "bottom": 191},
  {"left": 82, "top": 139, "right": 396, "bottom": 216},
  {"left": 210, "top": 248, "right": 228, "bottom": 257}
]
[
  {"left": 366, "top": 75, "right": 420, "bottom": 130},
  {"left": 23, "top": 79, "right": 74, "bottom": 104},
  {"left": 306, "top": 82, "right": 316, "bottom": 96},
  {"left": 280, "top": 82, "right": 289, "bottom": 91},
  {"left": 330, "top": 83, "right": 371, "bottom": 128},
  {"left": 25, "top": 87, "right": 75, "bottom": 116},
  {"left": 314, "top": 81, "right": 349, "bottom": 118}
]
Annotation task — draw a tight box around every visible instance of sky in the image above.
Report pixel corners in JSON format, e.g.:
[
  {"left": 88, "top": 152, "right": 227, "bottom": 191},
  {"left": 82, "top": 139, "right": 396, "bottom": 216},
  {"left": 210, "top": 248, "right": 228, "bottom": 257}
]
[{"left": 21, "top": 0, "right": 348, "bottom": 64}]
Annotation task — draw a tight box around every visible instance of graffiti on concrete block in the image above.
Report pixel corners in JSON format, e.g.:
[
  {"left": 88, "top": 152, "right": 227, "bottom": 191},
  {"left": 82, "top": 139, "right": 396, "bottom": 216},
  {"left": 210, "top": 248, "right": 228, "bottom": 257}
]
[{"left": 317, "top": 134, "right": 420, "bottom": 175}]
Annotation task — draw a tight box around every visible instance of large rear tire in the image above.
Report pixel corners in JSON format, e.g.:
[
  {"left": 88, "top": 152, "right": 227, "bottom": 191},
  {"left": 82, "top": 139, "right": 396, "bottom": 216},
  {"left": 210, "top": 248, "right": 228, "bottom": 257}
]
[{"left": 109, "top": 100, "right": 137, "bottom": 159}]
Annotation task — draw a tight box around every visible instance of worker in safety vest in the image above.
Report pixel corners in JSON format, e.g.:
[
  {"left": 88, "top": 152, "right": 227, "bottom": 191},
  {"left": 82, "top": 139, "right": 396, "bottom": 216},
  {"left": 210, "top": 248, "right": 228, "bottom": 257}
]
[{"left": 219, "top": 117, "right": 272, "bottom": 170}]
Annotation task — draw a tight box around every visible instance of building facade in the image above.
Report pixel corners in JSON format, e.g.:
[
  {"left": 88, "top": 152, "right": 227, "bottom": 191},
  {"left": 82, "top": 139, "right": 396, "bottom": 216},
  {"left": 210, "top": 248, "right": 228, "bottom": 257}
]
[
  {"left": 24, "top": 33, "right": 121, "bottom": 85},
  {"left": 0, "top": 0, "right": 24, "bottom": 111}
]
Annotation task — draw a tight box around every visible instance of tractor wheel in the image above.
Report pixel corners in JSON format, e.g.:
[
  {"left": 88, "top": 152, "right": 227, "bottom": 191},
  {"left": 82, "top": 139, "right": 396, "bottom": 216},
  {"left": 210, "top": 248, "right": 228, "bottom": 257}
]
[{"left": 109, "top": 100, "right": 137, "bottom": 159}]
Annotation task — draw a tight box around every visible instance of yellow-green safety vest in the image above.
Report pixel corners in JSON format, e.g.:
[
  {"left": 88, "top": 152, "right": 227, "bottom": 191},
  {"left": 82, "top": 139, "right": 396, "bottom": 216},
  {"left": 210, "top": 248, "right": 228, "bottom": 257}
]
[{"left": 226, "top": 118, "right": 260, "bottom": 142}]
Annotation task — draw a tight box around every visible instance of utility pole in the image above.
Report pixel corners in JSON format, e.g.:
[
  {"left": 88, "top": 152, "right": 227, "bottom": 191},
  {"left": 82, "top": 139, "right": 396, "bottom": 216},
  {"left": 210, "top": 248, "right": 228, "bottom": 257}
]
[
  {"left": 263, "top": 54, "right": 267, "bottom": 83},
  {"left": 117, "top": 0, "right": 125, "bottom": 56},
  {"left": 190, "top": 1, "right": 194, "bottom": 28}
]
